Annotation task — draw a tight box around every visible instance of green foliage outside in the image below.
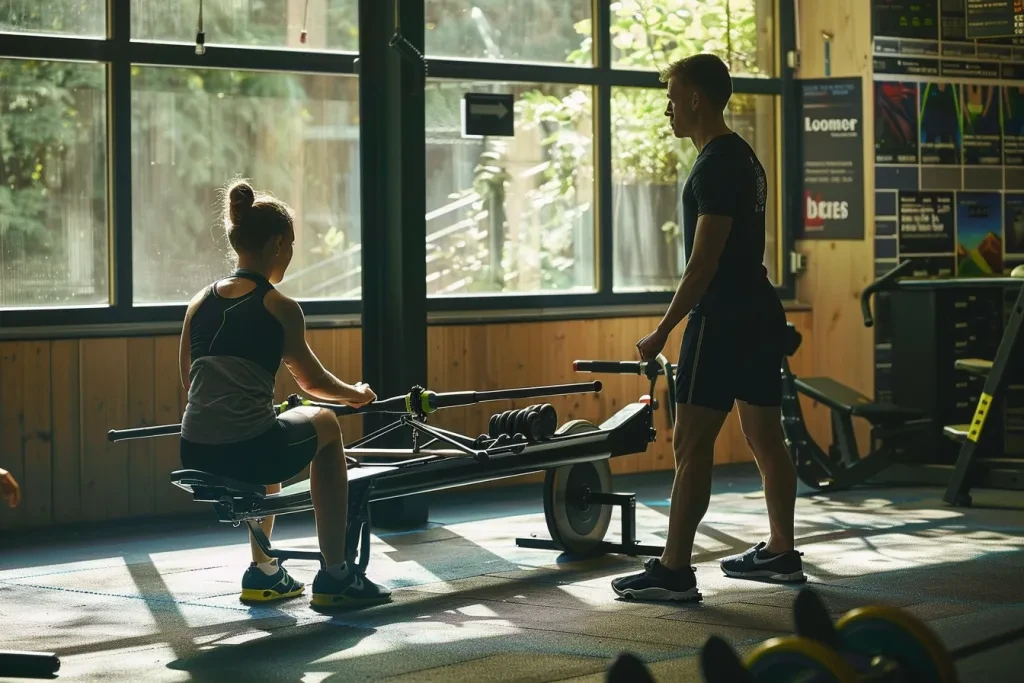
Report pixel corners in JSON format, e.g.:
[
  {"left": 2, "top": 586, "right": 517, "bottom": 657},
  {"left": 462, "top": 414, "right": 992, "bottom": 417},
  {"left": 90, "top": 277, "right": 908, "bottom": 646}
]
[{"left": 0, "top": 0, "right": 767, "bottom": 302}]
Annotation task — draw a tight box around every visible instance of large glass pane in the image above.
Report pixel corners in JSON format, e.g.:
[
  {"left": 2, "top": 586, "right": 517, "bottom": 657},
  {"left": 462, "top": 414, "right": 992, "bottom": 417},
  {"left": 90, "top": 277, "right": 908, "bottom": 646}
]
[
  {"left": 611, "top": 0, "right": 776, "bottom": 78},
  {"left": 131, "top": 0, "right": 359, "bottom": 52},
  {"left": 612, "top": 89, "right": 778, "bottom": 291},
  {"left": 0, "top": 59, "right": 108, "bottom": 309},
  {"left": 0, "top": 1, "right": 105, "bottom": 37},
  {"left": 425, "top": 80, "right": 595, "bottom": 296},
  {"left": 425, "top": 1, "right": 592, "bottom": 65},
  {"left": 131, "top": 67, "right": 360, "bottom": 304}
]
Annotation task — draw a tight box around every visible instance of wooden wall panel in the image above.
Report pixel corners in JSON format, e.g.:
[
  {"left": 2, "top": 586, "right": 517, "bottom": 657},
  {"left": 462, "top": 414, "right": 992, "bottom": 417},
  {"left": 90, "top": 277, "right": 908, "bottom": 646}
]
[
  {"left": 22, "top": 341, "right": 52, "bottom": 527},
  {"left": 50, "top": 340, "right": 81, "bottom": 525},
  {"left": 0, "top": 343, "right": 25, "bottom": 530},
  {"left": 127, "top": 338, "right": 156, "bottom": 517},
  {"left": 79, "top": 339, "right": 130, "bottom": 522}
]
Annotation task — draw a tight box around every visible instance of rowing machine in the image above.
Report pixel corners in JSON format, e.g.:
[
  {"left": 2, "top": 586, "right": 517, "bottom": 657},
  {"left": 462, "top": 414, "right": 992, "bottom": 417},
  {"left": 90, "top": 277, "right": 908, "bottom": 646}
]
[{"left": 108, "top": 369, "right": 670, "bottom": 572}]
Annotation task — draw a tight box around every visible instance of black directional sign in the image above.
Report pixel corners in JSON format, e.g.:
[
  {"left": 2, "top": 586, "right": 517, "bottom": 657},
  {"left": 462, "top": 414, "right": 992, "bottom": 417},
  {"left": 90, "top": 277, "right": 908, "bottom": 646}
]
[{"left": 462, "top": 93, "right": 515, "bottom": 137}]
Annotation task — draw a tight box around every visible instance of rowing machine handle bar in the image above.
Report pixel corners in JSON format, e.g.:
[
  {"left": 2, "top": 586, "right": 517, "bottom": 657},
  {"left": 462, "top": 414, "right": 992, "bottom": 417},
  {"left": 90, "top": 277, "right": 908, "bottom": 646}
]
[
  {"left": 432, "top": 381, "right": 603, "bottom": 409},
  {"left": 861, "top": 259, "right": 916, "bottom": 327},
  {"left": 108, "top": 423, "right": 182, "bottom": 441},
  {"left": 573, "top": 360, "right": 667, "bottom": 376}
]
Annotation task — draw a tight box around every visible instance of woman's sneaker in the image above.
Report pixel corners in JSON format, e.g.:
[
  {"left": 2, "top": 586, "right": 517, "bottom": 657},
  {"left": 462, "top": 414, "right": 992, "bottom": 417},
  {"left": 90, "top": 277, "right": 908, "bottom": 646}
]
[
  {"left": 610, "top": 558, "right": 702, "bottom": 602},
  {"left": 239, "top": 561, "right": 305, "bottom": 603},
  {"left": 310, "top": 569, "right": 392, "bottom": 611},
  {"left": 720, "top": 542, "right": 806, "bottom": 582}
]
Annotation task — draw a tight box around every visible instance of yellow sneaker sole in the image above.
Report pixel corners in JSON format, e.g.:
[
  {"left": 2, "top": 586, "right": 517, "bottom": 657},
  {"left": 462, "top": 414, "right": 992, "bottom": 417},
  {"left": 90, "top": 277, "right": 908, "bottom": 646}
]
[{"left": 239, "top": 585, "right": 305, "bottom": 603}]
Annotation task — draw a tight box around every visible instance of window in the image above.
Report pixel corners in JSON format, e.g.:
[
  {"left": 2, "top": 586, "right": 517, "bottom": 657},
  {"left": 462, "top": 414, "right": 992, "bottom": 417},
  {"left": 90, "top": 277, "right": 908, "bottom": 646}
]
[
  {"left": 130, "top": 0, "right": 360, "bottom": 52},
  {"left": 131, "top": 67, "right": 361, "bottom": 305},
  {"left": 611, "top": 89, "right": 779, "bottom": 291},
  {"left": 611, "top": 0, "right": 776, "bottom": 78},
  {"left": 0, "top": 59, "right": 109, "bottom": 309},
  {"left": 425, "top": 0, "right": 592, "bottom": 65},
  {"left": 0, "top": 1, "right": 105, "bottom": 37},
  {"left": 424, "top": 80, "right": 596, "bottom": 296}
]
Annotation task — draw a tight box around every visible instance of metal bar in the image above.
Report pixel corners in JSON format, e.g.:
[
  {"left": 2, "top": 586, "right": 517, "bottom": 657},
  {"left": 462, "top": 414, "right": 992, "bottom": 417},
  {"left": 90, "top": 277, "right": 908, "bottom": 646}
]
[
  {"left": 594, "top": 0, "right": 613, "bottom": 296},
  {"left": 777, "top": 0, "right": 799, "bottom": 300},
  {"left": 0, "top": 34, "right": 113, "bottom": 61},
  {"left": 108, "top": 1, "right": 132, "bottom": 312},
  {"left": 126, "top": 42, "right": 358, "bottom": 74}
]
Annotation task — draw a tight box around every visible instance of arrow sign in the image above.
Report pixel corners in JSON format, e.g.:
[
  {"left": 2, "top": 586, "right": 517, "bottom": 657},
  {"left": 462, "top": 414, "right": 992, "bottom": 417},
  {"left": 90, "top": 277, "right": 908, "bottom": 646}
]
[{"left": 462, "top": 93, "right": 515, "bottom": 137}]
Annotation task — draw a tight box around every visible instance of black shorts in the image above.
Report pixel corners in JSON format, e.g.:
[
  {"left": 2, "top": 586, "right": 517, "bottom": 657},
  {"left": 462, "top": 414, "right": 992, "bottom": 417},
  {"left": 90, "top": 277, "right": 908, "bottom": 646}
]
[
  {"left": 180, "top": 410, "right": 320, "bottom": 486},
  {"left": 675, "top": 312, "right": 784, "bottom": 413}
]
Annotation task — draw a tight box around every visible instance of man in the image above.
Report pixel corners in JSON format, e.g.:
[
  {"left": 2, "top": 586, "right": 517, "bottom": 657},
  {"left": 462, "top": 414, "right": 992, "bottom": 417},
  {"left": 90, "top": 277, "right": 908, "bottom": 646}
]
[{"left": 611, "top": 53, "right": 804, "bottom": 602}]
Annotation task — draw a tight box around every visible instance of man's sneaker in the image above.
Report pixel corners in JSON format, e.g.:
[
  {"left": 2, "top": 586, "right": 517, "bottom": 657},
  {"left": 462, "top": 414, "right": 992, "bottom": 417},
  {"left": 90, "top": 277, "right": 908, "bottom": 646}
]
[
  {"left": 310, "top": 569, "right": 392, "bottom": 611},
  {"left": 720, "top": 542, "right": 805, "bottom": 582},
  {"left": 239, "top": 562, "right": 305, "bottom": 603},
  {"left": 611, "top": 558, "right": 702, "bottom": 602}
]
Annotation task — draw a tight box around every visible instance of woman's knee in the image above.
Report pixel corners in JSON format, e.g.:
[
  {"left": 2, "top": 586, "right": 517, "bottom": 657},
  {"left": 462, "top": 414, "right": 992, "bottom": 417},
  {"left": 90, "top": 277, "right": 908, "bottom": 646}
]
[{"left": 310, "top": 408, "right": 342, "bottom": 445}]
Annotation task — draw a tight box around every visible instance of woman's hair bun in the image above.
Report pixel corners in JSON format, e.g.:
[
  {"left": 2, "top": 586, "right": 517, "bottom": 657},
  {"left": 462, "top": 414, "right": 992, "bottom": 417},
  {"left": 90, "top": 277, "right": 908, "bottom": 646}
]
[{"left": 227, "top": 180, "right": 256, "bottom": 226}]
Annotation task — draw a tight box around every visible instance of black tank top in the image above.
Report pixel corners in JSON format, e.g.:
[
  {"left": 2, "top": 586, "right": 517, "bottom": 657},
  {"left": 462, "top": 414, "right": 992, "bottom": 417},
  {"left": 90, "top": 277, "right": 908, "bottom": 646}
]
[
  {"left": 180, "top": 270, "right": 285, "bottom": 444},
  {"left": 188, "top": 269, "right": 284, "bottom": 377}
]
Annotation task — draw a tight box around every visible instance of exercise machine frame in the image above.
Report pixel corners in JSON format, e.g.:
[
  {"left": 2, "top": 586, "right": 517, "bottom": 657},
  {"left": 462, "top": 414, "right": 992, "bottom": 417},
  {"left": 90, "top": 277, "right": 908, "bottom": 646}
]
[{"left": 109, "top": 364, "right": 675, "bottom": 573}]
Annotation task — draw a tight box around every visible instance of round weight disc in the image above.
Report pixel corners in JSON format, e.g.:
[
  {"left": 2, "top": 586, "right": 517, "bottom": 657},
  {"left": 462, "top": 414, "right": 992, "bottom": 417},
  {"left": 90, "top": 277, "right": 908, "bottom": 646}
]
[
  {"left": 489, "top": 412, "right": 501, "bottom": 438},
  {"left": 498, "top": 409, "right": 516, "bottom": 435},
  {"left": 535, "top": 404, "right": 557, "bottom": 441},
  {"left": 744, "top": 635, "right": 858, "bottom": 683},
  {"left": 513, "top": 406, "right": 533, "bottom": 438},
  {"left": 836, "top": 606, "right": 957, "bottom": 683},
  {"left": 542, "top": 421, "right": 611, "bottom": 556}
]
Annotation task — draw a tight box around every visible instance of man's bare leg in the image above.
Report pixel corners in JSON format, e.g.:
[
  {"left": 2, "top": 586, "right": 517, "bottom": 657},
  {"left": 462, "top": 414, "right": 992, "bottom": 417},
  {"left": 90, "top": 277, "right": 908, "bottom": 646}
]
[
  {"left": 660, "top": 403, "right": 729, "bottom": 569},
  {"left": 611, "top": 403, "right": 727, "bottom": 602},
  {"left": 718, "top": 400, "right": 804, "bottom": 582}
]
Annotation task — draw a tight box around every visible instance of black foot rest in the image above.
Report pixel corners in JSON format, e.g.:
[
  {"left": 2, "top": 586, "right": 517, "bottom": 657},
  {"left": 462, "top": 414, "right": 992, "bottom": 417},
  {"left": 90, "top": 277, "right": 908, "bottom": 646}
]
[
  {"left": 943, "top": 424, "right": 969, "bottom": 443},
  {"left": 955, "top": 358, "right": 993, "bottom": 377}
]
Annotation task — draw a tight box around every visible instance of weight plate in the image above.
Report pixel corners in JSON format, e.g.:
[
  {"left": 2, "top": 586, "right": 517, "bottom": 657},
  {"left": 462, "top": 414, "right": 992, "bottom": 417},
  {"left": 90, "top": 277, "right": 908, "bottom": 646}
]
[
  {"left": 488, "top": 412, "right": 501, "bottom": 438},
  {"left": 542, "top": 421, "right": 611, "bottom": 556},
  {"left": 497, "top": 409, "right": 515, "bottom": 435},
  {"left": 513, "top": 406, "right": 532, "bottom": 438},
  {"left": 536, "top": 404, "right": 557, "bottom": 441},
  {"left": 744, "top": 635, "right": 858, "bottom": 683},
  {"left": 836, "top": 605, "right": 957, "bottom": 683},
  {"left": 524, "top": 412, "right": 540, "bottom": 442}
]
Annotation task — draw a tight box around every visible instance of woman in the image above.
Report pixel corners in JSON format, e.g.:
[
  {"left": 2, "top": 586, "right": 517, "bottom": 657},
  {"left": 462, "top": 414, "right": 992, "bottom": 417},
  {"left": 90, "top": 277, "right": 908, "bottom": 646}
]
[{"left": 178, "top": 179, "right": 390, "bottom": 610}]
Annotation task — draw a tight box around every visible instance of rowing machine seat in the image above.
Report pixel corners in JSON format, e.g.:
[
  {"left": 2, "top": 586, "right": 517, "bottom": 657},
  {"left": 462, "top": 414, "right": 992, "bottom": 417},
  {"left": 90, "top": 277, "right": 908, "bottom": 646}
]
[{"left": 171, "top": 470, "right": 266, "bottom": 500}]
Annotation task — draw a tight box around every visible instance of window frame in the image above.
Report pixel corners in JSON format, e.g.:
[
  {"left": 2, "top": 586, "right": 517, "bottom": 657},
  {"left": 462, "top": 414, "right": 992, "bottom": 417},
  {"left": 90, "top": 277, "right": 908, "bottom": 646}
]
[{"left": 0, "top": 0, "right": 797, "bottom": 335}]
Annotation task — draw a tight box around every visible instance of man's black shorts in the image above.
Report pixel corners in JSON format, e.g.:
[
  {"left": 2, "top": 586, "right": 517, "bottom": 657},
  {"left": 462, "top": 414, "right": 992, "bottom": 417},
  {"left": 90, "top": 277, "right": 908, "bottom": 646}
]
[
  {"left": 675, "top": 312, "right": 784, "bottom": 413},
  {"left": 179, "top": 409, "right": 319, "bottom": 486}
]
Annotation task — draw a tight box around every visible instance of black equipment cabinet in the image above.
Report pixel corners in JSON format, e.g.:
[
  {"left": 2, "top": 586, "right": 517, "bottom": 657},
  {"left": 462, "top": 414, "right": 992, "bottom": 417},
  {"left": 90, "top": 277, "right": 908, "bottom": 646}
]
[{"left": 884, "top": 279, "right": 1024, "bottom": 465}]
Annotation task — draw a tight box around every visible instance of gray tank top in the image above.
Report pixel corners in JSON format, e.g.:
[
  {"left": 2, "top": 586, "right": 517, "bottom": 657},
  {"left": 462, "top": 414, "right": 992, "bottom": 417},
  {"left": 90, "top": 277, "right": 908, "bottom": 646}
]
[{"left": 180, "top": 270, "right": 284, "bottom": 444}]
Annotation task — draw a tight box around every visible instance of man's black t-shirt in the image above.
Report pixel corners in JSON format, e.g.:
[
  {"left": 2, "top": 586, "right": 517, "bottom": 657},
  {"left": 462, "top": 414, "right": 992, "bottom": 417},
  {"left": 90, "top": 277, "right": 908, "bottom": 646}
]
[{"left": 681, "top": 132, "right": 784, "bottom": 327}]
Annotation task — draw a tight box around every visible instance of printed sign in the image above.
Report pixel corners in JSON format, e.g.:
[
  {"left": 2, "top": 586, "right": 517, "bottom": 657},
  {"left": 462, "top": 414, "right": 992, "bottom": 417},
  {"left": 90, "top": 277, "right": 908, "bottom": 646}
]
[{"left": 800, "top": 78, "right": 865, "bottom": 240}]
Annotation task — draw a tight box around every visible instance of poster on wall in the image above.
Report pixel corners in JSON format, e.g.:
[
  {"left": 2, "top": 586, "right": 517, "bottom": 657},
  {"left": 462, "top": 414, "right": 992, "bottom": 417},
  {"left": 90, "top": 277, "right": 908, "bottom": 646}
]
[
  {"left": 1004, "top": 193, "right": 1024, "bottom": 254},
  {"left": 800, "top": 78, "right": 864, "bottom": 240},
  {"left": 875, "top": 82, "right": 919, "bottom": 164},
  {"left": 898, "top": 191, "right": 956, "bottom": 254},
  {"left": 919, "top": 82, "right": 962, "bottom": 164},
  {"left": 956, "top": 193, "right": 1004, "bottom": 275},
  {"left": 1003, "top": 86, "right": 1024, "bottom": 166},
  {"left": 961, "top": 84, "right": 1002, "bottom": 165}
]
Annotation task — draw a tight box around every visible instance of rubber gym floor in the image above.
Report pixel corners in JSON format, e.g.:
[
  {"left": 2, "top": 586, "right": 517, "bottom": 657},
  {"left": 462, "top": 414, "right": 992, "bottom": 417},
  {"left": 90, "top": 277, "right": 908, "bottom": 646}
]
[{"left": 2, "top": 464, "right": 1023, "bottom": 683}]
